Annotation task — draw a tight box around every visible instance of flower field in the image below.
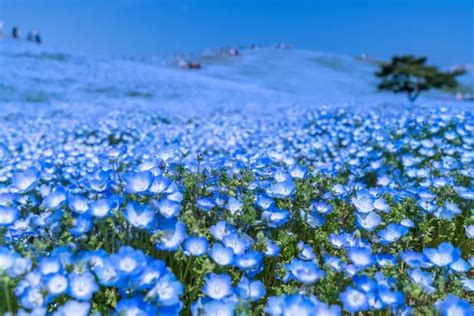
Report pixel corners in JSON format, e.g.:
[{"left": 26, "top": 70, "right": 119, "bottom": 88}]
[{"left": 0, "top": 105, "right": 472, "bottom": 315}]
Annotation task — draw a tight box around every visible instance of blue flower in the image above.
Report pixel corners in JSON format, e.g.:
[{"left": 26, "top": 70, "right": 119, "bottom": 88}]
[
  {"left": 68, "top": 272, "right": 99, "bottom": 301},
  {"left": 148, "top": 273, "right": 183, "bottom": 306},
  {"left": 435, "top": 294, "right": 473, "bottom": 316},
  {"left": 409, "top": 268, "right": 435, "bottom": 294},
  {"left": 265, "top": 294, "right": 316, "bottom": 315},
  {"left": 155, "top": 218, "right": 186, "bottom": 251},
  {"left": 340, "top": 286, "right": 369, "bottom": 313},
  {"left": 53, "top": 301, "right": 90, "bottom": 316},
  {"left": 46, "top": 274, "right": 68, "bottom": 296},
  {"left": 201, "top": 299, "right": 237, "bottom": 316},
  {"left": 11, "top": 167, "right": 39, "bottom": 193},
  {"left": 310, "top": 201, "right": 333, "bottom": 215},
  {"left": 377, "top": 223, "right": 409, "bottom": 244},
  {"left": 355, "top": 212, "right": 381, "bottom": 231},
  {"left": 183, "top": 236, "right": 209, "bottom": 256},
  {"left": 202, "top": 273, "right": 233, "bottom": 300},
  {"left": 267, "top": 181, "right": 295, "bottom": 199},
  {"left": 222, "top": 233, "right": 247, "bottom": 255},
  {"left": 0, "top": 206, "right": 19, "bottom": 226},
  {"left": 89, "top": 198, "right": 113, "bottom": 218},
  {"left": 209, "top": 243, "right": 234, "bottom": 266},
  {"left": 196, "top": 197, "right": 215, "bottom": 212},
  {"left": 42, "top": 187, "right": 67, "bottom": 210},
  {"left": 124, "top": 171, "right": 153, "bottom": 194},
  {"left": 154, "top": 198, "right": 181, "bottom": 218},
  {"left": 348, "top": 247, "right": 375, "bottom": 269},
  {"left": 262, "top": 208, "right": 290, "bottom": 228},
  {"left": 352, "top": 194, "right": 374, "bottom": 213},
  {"left": 285, "top": 259, "right": 325, "bottom": 284},
  {"left": 115, "top": 296, "right": 156, "bottom": 316},
  {"left": 236, "top": 277, "right": 266, "bottom": 301},
  {"left": 226, "top": 196, "right": 243, "bottom": 215},
  {"left": 111, "top": 246, "right": 147, "bottom": 276},
  {"left": 423, "top": 242, "right": 461, "bottom": 267},
  {"left": 210, "top": 221, "right": 236, "bottom": 241},
  {"left": 125, "top": 202, "right": 156, "bottom": 229}
]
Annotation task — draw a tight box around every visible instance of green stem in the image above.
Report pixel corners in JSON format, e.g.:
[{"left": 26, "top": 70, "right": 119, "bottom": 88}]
[{"left": 3, "top": 278, "right": 13, "bottom": 313}]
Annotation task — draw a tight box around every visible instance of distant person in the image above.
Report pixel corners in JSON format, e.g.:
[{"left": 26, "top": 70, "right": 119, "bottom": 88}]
[
  {"left": 0, "top": 21, "right": 4, "bottom": 37},
  {"left": 34, "top": 30, "right": 42, "bottom": 44},
  {"left": 27, "top": 30, "right": 34, "bottom": 41},
  {"left": 12, "top": 26, "right": 19, "bottom": 39}
]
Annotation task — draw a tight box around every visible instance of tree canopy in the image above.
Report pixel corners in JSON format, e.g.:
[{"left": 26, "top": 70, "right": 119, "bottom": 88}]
[{"left": 375, "top": 55, "right": 466, "bottom": 102}]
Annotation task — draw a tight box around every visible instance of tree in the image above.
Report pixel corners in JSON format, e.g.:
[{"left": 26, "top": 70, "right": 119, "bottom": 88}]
[{"left": 375, "top": 55, "right": 466, "bottom": 102}]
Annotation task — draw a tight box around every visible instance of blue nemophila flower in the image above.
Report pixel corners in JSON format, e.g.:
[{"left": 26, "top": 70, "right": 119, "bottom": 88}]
[
  {"left": 355, "top": 211, "right": 381, "bottom": 231},
  {"left": 236, "top": 277, "right": 265, "bottom": 301},
  {"left": 423, "top": 242, "right": 461, "bottom": 267},
  {"left": 352, "top": 194, "right": 374, "bottom": 213},
  {"left": 42, "top": 187, "right": 67, "bottom": 210},
  {"left": 115, "top": 296, "right": 156, "bottom": 316},
  {"left": 183, "top": 236, "right": 209, "bottom": 256},
  {"left": 149, "top": 176, "right": 172, "bottom": 194},
  {"left": 154, "top": 198, "right": 181, "bottom": 218},
  {"left": 310, "top": 201, "right": 333, "bottom": 215},
  {"left": 306, "top": 210, "right": 326, "bottom": 228},
  {"left": 400, "top": 250, "right": 432, "bottom": 268},
  {"left": 434, "top": 201, "right": 462, "bottom": 220},
  {"left": 210, "top": 220, "right": 236, "bottom": 241},
  {"left": 125, "top": 171, "right": 153, "bottom": 194},
  {"left": 234, "top": 250, "right": 264, "bottom": 275},
  {"left": 461, "top": 278, "right": 474, "bottom": 292},
  {"left": 125, "top": 202, "right": 156, "bottom": 229},
  {"left": 196, "top": 197, "right": 215, "bottom": 212},
  {"left": 376, "top": 254, "right": 397, "bottom": 267},
  {"left": 378, "top": 286, "right": 405, "bottom": 307},
  {"left": 38, "top": 257, "right": 62, "bottom": 275},
  {"left": 348, "top": 247, "right": 375, "bottom": 269},
  {"left": 324, "top": 255, "right": 345, "bottom": 272},
  {"left": 262, "top": 208, "right": 290, "bottom": 228},
  {"left": 155, "top": 219, "right": 186, "bottom": 251},
  {"left": 147, "top": 273, "right": 183, "bottom": 306},
  {"left": 409, "top": 268, "right": 435, "bottom": 294},
  {"left": 285, "top": 258, "right": 325, "bottom": 284},
  {"left": 466, "top": 225, "right": 474, "bottom": 239},
  {"left": 449, "top": 258, "right": 470, "bottom": 273},
  {"left": 11, "top": 167, "right": 40, "bottom": 193},
  {"left": 256, "top": 193, "right": 275, "bottom": 210},
  {"left": 353, "top": 275, "right": 378, "bottom": 293},
  {"left": 68, "top": 194, "right": 90, "bottom": 214},
  {"left": 46, "top": 273, "right": 68, "bottom": 296},
  {"left": 202, "top": 273, "right": 233, "bottom": 300},
  {"left": 226, "top": 196, "right": 243, "bottom": 215},
  {"left": 377, "top": 223, "right": 409, "bottom": 244},
  {"left": 265, "top": 294, "right": 317, "bottom": 315},
  {"left": 267, "top": 180, "right": 295, "bottom": 199},
  {"left": 111, "top": 246, "right": 147, "bottom": 276},
  {"left": 201, "top": 299, "right": 237, "bottom": 316},
  {"left": 209, "top": 243, "right": 234, "bottom": 266},
  {"left": 132, "top": 260, "right": 167, "bottom": 290},
  {"left": 53, "top": 301, "right": 90, "bottom": 316},
  {"left": 68, "top": 271, "right": 99, "bottom": 301},
  {"left": 70, "top": 213, "right": 92, "bottom": 236},
  {"left": 222, "top": 233, "right": 247, "bottom": 255},
  {"left": 340, "top": 286, "right": 369, "bottom": 313},
  {"left": 89, "top": 198, "right": 113, "bottom": 218},
  {"left": 435, "top": 294, "right": 473, "bottom": 316},
  {"left": 0, "top": 205, "right": 19, "bottom": 226},
  {"left": 297, "top": 241, "right": 316, "bottom": 261},
  {"left": 264, "top": 238, "right": 281, "bottom": 257}
]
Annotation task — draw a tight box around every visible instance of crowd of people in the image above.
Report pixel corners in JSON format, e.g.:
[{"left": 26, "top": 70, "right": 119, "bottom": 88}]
[{"left": 0, "top": 21, "right": 42, "bottom": 44}]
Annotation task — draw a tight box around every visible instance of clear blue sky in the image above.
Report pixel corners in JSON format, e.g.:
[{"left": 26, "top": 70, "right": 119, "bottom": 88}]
[{"left": 1, "top": 0, "right": 473, "bottom": 65}]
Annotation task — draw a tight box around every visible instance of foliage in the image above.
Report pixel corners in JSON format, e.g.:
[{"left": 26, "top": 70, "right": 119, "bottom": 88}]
[{"left": 375, "top": 55, "right": 466, "bottom": 101}]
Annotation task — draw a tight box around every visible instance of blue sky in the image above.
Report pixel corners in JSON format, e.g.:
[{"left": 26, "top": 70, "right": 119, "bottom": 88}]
[{"left": 1, "top": 0, "right": 473, "bottom": 65}]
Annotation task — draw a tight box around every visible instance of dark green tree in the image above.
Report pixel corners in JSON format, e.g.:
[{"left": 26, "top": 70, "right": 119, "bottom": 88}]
[{"left": 375, "top": 55, "right": 466, "bottom": 102}]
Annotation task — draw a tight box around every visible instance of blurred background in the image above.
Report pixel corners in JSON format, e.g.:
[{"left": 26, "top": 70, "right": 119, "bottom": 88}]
[{"left": 1, "top": 0, "right": 473, "bottom": 65}]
